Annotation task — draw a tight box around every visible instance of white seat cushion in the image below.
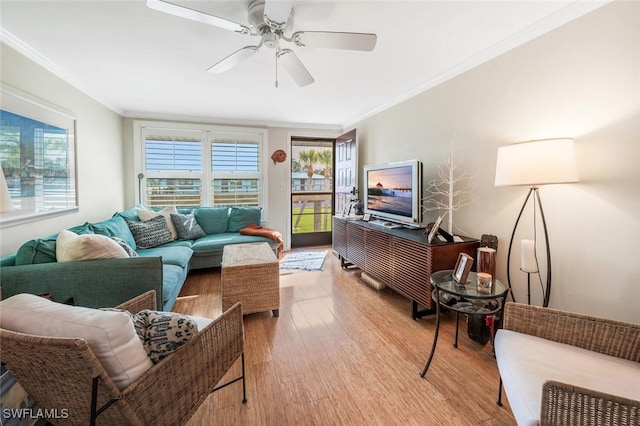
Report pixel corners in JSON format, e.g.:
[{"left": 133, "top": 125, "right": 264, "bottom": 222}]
[
  {"left": 495, "top": 329, "right": 640, "bottom": 426},
  {"left": 0, "top": 294, "right": 153, "bottom": 390}
]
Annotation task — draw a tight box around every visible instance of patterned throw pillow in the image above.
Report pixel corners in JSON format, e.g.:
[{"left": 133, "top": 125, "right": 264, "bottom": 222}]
[
  {"left": 136, "top": 310, "right": 198, "bottom": 364},
  {"left": 101, "top": 308, "right": 146, "bottom": 342},
  {"left": 100, "top": 308, "right": 198, "bottom": 364},
  {"left": 136, "top": 206, "right": 179, "bottom": 240},
  {"left": 126, "top": 216, "right": 173, "bottom": 249},
  {"left": 111, "top": 237, "right": 138, "bottom": 257},
  {"left": 170, "top": 213, "right": 206, "bottom": 240}
]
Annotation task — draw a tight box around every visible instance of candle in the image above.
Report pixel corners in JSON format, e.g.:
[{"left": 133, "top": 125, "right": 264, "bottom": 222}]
[
  {"left": 477, "top": 272, "right": 493, "bottom": 293},
  {"left": 477, "top": 247, "right": 496, "bottom": 279},
  {"left": 520, "top": 239, "right": 538, "bottom": 273}
]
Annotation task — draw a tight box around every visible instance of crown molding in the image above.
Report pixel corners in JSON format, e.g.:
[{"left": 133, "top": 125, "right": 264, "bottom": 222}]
[
  {"left": 1, "top": 28, "right": 125, "bottom": 116},
  {"left": 123, "top": 110, "right": 342, "bottom": 131},
  {"left": 342, "top": 0, "right": 610, "bottom": 130}
]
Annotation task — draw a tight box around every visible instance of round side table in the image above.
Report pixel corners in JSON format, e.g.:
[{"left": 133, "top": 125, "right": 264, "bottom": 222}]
[{"left": 420, "top": 270, "right": 508, "bottom": 377}]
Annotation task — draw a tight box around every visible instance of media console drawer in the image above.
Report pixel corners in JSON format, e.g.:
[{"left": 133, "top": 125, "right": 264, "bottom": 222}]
[{"left": 332, "top": 217, "right": 479, "bottom": 318}]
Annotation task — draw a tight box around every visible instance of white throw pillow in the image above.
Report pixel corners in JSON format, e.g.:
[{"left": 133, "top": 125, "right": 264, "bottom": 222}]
[
  {"left": 136, "top": 206, "right": 179, "bottom": 240},
  {"left": 56, "top": 229, "right": 128, "bottom": 262},
  {"left": 0, "top": 294, "right": 153, "bottom": 390}
]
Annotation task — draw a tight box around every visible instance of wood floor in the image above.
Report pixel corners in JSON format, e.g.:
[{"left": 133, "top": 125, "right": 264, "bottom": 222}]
[{"left": 175, "top": 248, "right": 516, "bottom": 426}]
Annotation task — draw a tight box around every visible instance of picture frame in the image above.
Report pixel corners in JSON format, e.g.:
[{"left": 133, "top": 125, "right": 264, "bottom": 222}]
[
  {"left": 453, "top": 253, "right": 474, "bottom": 284},
  {"left": 363, "top": 213, "right": 371, "bottom": 221},
  {"left": 342, "top": 204, "right": 351, "bottom": 216},
  {"left": 426, "top": 214, "right": 445, "bottom": 243}
]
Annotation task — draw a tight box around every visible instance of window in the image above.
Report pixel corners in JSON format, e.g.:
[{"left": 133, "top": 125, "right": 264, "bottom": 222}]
[
  {"left": 137, "top": 123, "right": 265, "bottom": 209},
  {"left": 0, "top": 84, "right": 77, "bottom": 227},
  {"left": 210, "top": 139, "right": 260, "bottom": 206}
]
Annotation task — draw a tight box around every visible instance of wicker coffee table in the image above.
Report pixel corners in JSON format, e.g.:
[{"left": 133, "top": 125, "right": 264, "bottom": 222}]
[{"left": 221, "top": 242, "right": 280, "bottom": 317}]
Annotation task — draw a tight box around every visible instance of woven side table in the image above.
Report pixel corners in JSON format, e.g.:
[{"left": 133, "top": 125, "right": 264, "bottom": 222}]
[{"left": 221, "top": 242, "right": 280, "bottom": 317}]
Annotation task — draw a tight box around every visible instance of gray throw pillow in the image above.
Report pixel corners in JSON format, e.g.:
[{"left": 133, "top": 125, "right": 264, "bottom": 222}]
[
  {"left": 111, "top": 237, "right": 138, "bottom": 257},
  {"left": 170, "top": 213, "right": 206, "bottom": 240},
  {"left": 126, "top": 216, "right": 173, "bottom": 249}
]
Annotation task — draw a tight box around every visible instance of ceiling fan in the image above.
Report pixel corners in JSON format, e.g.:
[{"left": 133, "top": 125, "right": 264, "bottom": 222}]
[{"left": 146, "top": 0, "right": 377, "bottom": 87}]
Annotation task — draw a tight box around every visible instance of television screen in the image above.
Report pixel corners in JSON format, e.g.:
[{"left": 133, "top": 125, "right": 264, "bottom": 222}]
[
  {"left": 366, "top": 166, "right": 413, "bottom": 217},
  {"left": 363, "top": 159, "right": 423, "bottom": 227}
]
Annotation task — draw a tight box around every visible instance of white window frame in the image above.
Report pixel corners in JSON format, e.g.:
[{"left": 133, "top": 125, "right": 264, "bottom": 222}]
[
  {"left": 0, "top": 83, "right": 78, "bottom": 228},
  {"left": 133, "top": 120, "right": 268, "bottom": 211}
]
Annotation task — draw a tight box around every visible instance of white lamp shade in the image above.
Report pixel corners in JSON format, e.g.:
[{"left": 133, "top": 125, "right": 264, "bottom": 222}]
[
  {"left": 1, "top": 164, "right": 14, "bottom": 213},
  {"left": 495, "top": 138, "right": 579, "bottom": 186}
]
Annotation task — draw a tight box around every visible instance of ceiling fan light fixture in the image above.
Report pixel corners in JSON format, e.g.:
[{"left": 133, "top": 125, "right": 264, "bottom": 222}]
[{"left": 263, "top": 32, "right": 280, "bottom": 49}]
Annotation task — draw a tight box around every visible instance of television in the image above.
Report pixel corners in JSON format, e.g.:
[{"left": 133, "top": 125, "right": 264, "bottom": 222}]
[{"left": 363, "top": 159, "right": 423, "bottom": 228}]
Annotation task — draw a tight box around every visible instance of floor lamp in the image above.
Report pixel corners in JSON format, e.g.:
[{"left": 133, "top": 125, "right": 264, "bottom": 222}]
[{"left": 494, "top": 138, "right": 578, "bottom": 307}]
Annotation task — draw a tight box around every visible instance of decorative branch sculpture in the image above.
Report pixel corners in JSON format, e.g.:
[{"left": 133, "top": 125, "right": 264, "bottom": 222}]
[{"left": 423, "top": 148, "right": 476, "bottom": 234}]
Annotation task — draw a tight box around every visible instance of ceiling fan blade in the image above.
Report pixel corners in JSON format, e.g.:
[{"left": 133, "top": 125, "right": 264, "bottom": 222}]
[
  {"left": 277, "top": 49, "right": 314, "bottom": 87},
  {"left": 292, "top": 31, "right": 377, "bottom": 51},
  {"left": 264, "top": 0, "right": 293, "bottom": 29},
  {"left": 147, "top": 0, "right": 251, "bottom": 34},
  {"left": 208, "top": 46, "right": 259, "bottom": 74}
]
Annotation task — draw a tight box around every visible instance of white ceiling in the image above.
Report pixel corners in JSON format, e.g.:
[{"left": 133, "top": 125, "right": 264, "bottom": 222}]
[{"left": 0, "top": 1, "right": 606, "bottom": 129}]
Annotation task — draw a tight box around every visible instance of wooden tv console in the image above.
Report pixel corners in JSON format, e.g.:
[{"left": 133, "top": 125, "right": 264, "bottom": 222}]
[{"left": 332, "top": 217, "right": 479, "bottom": 319}]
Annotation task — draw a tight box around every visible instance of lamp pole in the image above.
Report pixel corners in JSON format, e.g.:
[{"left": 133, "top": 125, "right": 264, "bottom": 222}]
[
  {"left": 137, "top": 173, "right": 144, "bottom": 205},
  {"left": 506, "top": 186, "right": 552, "bottom": 307}
]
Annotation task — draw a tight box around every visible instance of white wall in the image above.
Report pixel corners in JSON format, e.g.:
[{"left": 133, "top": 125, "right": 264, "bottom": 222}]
[
  {"left": 121, "top": 119, "right": 339, "bottom": 250},
  {"left": 0, "top": 43, "right": 125, "bottom": 257},
  {"left": 353, "top": 1, "right": 639, "bottom": 322}
]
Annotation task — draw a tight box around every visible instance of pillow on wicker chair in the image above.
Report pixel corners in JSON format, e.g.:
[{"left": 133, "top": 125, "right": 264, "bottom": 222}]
[
  {"left": 136, "top": 310, "right": 199, "bottom": 363},
  {"left": 0, "top": 294, "right": 153, "bottom": 390},
  {"left": 103, "top": 308, "right": 201, "bottom": 364}
]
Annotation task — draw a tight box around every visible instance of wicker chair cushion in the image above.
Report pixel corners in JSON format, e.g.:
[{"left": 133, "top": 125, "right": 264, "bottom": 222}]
[
  {"left": 495, "top": 329, "right": 640, "bottom": 426},
  {"left": 55, "top": 229, "right": 129, "bottom": 262},
  {"left": 0, "top": 294, "right": 153, "bottom": 390}
]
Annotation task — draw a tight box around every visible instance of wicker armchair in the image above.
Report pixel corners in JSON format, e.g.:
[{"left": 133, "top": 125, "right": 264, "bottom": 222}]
[
  {"left": 0, "top": 290, "right": 246, "bottom": 426},
  {"left": 496, "top": 302, "right": 640, "bottom": 426}
]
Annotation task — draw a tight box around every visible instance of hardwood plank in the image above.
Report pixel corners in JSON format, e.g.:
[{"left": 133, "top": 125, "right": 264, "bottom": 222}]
[{"left": 177, "top": 248, "right": 516, "bottom": 425}]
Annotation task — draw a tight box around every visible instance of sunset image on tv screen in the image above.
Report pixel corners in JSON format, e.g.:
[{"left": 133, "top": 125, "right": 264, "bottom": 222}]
[{"left": 367, "top": 166, "right": 412, "bottom": 217}]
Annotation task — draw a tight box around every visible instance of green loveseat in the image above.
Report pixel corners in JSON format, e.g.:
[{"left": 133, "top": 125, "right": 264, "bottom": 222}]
[{"left": 0, "top": 206, "right": 281, "bottom": 311}]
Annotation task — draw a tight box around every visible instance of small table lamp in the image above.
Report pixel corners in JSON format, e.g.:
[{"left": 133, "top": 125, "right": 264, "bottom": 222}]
[{"left": 495, "top": 138, "right": 578, "bottom": 306}]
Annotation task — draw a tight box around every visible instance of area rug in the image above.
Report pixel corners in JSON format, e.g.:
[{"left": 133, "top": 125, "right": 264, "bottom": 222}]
[{"left": 280, "top": 250, "right": 328, "bottom": 271}]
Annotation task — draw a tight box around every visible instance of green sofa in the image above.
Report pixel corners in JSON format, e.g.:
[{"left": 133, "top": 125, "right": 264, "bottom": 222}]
[{"left": 0, "top": 206, "right": 281, "bottom": 311}]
